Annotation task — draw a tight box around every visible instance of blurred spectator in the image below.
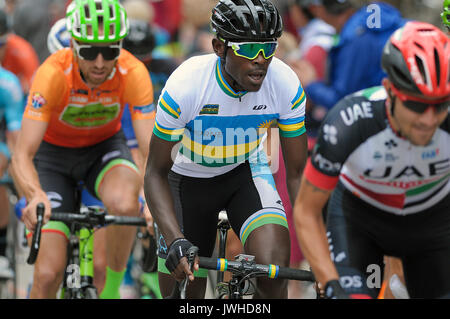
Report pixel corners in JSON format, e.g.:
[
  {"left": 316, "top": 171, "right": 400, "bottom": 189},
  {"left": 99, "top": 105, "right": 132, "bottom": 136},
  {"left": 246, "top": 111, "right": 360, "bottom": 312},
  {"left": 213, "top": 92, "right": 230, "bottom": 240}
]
[
  {"left": 0, "top": 8, "right": 39, "bottom": 95},
  {"left": 12, "top": 0, "right": 65, "bottom": 63},
  {"left": 123, "top": 18, "right": 178, "bottom": 102},
  {"left": 150, "top": 0, "right": 182, "bottom": 40},
  {"left": 294, "top": 0, "right": 407, "bottom": 110},
  {"left": 274, "top": 31, "right": 298, "bottom": 61},
  {"left": 122, "top": 0, "right": 171, "bottom": 47},
  {"left": 178, "top": 0, "right": 216, "bottom": 57},
  {"left": 289, "top": 0, "right": 335, "bottom": 80},
  {"left": 288, "top": 0, "right": 336, "bottom": 151}
]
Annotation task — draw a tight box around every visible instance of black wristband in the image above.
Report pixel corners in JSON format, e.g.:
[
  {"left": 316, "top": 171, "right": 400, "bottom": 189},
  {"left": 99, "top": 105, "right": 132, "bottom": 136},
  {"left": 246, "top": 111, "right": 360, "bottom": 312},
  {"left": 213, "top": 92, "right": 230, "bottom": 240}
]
[{"left": 324, "top": 279, "right": 349, "bottom": 299}]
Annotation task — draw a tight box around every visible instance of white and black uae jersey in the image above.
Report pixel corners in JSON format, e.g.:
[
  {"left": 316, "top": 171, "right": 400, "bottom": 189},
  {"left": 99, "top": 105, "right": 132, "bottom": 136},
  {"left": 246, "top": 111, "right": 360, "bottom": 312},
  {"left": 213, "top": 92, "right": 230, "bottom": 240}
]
[{"left": 304, "top": 86, "right": 449, "bottom": 215}]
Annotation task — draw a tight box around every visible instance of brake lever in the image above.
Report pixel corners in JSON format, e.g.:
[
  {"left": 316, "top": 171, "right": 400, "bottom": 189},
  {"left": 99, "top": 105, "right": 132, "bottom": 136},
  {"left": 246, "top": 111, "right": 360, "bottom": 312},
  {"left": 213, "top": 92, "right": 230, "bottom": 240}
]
[{"left": 179, "top": 246, "right": 199, "bottom": 299}]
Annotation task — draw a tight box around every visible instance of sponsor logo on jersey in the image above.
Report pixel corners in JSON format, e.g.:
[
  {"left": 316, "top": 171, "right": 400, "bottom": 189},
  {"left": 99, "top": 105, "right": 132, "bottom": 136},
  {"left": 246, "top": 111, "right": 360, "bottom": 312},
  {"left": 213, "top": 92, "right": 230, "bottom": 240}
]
[
  {"left": 31, "top": 92, "right": 47, "bottom": 109},
  {"left": 60, "top": 102, "right": 120, "bottom": 128},
  {"left": 373, "top": 151, "right": 382, "bottom": 161},
  {"left": 252, "top": 104, "right": 267, "bottom": 110},
  {"left": 384, "top": 139, "right": 398, "bottom": 149},
  {"left": 323, "top": 124, "right": 338, "bottom": 145},
  {"left": 340, "top": 101, "right": 373, "bottom": 126},
  {"left": 422, "top": 148, "right": 439, "bottom": 159},
  {"left": 46, "top": 191, "right": 63, "bottom": 209},
  {"left": 313, "top": 153, "right": 341, "bottom": 173},
  {"left": 199, "top": 104, "right": 219, "bottom": 115}
]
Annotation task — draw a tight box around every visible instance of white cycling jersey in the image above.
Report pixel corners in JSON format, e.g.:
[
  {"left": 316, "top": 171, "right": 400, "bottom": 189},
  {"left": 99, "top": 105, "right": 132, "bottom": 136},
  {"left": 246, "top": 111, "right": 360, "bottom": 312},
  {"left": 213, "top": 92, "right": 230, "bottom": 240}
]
[{"left": 153, "top": 53, "right": 306, "bottom": 178}]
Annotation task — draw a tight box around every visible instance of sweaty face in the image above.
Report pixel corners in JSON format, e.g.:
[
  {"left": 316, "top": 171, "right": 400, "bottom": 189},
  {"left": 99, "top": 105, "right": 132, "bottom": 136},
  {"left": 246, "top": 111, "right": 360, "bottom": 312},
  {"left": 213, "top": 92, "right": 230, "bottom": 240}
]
[
  {"left": 75, "top": 42, "right": 118, "bottom": 88},
  {"left": 215, "top": 39, "right": 273, "bottom": 92}
]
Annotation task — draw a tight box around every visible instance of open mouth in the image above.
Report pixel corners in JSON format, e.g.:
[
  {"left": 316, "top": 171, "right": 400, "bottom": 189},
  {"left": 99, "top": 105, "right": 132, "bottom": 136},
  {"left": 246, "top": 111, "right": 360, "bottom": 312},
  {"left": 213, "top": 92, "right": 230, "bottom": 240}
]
[{"left": 248, "top": 71, "right": 265, "bottom": 83}]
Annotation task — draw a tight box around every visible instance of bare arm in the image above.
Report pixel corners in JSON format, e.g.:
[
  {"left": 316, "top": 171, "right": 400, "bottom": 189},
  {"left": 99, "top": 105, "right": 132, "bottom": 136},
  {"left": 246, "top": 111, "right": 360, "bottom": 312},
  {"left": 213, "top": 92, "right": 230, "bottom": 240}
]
[
  {"left": 144, "top": 135, "right": 183, "bottom": 244},
  {"left": 131, "top": 118, "right": 154, "bottom": 176},
  {"left": 10, "top": 118, "right": 51, "bottom": 231},
  {"left": 132, "top": 117, "right": 155, "bottom": 232},
  {"left": 144, "top": 136, "right": 198, "bottom": 280},
  {"left": 279, "top": 133, "right": 308, "bottom": 204},
  {"left": 293, "top": 176, "right": 339, "bottom": 286}
]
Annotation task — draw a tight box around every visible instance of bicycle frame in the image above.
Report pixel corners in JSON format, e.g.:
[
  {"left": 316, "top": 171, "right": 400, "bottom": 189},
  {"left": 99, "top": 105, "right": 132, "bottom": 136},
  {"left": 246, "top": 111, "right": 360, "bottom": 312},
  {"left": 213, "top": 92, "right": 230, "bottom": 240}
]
[{"left": 60, "top": 222, "right": 97, "bottom": 299}]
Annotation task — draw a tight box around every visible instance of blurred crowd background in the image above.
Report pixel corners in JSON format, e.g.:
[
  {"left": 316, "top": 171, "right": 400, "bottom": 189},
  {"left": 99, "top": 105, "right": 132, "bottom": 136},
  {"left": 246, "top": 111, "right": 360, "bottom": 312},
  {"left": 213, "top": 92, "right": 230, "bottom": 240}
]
[{"left": 0, "top": 0, "right": 445, "bottom": 65}]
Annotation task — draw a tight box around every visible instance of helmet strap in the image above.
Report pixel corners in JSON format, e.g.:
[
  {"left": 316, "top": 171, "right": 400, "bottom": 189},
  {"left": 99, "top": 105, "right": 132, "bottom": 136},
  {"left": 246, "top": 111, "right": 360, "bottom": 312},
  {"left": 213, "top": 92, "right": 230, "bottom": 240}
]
[
  {"left": 221, "top": 39, "right": 244, "bottom": 98},
  {"left": 387, "top": 89, "right": 404, "bottom": 138}
]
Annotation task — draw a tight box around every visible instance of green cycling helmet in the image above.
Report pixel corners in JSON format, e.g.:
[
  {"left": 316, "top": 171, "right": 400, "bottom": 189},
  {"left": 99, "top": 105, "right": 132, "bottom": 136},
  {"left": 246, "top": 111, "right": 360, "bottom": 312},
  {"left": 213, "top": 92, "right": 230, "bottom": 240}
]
[
  {"left": 442, "top": 0, "right": 450, "bottom": 28},
  {"left": 66, "top": 0, "right": 129, "bottom": 43}
]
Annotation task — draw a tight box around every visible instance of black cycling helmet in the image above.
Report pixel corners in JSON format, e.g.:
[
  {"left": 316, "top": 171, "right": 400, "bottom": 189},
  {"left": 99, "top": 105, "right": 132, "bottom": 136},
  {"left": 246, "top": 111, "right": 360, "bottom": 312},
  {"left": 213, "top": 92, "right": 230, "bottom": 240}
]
[
  {"left": 211, "top": 0, "right": 283, "bottom": 41},
  {"left": 123, "top": 19, "right": 156, "bottom": 61}
]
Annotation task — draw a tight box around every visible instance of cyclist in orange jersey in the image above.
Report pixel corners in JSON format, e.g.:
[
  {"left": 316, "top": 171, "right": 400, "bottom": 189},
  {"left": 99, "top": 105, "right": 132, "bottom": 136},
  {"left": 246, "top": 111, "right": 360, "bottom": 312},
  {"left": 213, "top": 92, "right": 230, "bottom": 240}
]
[{"left": 11, "top": 0, "right": 155, "bottom": 299}]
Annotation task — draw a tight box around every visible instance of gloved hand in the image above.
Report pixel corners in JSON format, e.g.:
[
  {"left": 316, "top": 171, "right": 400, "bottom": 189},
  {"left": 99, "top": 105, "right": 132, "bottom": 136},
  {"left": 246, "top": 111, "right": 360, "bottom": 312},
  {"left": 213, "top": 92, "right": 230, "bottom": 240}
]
[
  {"left": 165, "top": 238, "right": 195, "bottom": 273},
  {"left": 324, "top": 279, "right": 350, "bottom": 299}
]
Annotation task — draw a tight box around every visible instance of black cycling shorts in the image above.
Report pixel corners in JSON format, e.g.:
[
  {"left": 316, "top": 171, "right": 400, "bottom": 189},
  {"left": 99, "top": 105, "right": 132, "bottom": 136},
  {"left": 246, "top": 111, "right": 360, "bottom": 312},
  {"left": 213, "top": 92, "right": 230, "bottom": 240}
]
[
  {"left": 327, "top": 181, "right": 450, "bottom": 298},
  {"left": 30, "top": 130, "right": 138, "bottom": 240},
  {"left": 157, "top": 159, "right": 288, "bottom": 277}
]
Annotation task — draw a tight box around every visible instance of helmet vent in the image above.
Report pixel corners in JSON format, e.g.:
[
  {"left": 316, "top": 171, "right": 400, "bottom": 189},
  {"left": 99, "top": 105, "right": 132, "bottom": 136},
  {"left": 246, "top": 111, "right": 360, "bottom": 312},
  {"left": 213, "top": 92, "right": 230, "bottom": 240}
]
[
  {"left": 392, "top": 65, "right": 412, "bottom": 88},
  {"left": 434, "top": 48, "right": 441, "bottom": 87},
  {"left": 415, "top": 55, "right": 427, "bottom": 85},
  {"left": 84, "top": 4, "right": 90, "bottom": 19},
  {"left": 413, "top": 41, "right": 424, "bottom": 51}
]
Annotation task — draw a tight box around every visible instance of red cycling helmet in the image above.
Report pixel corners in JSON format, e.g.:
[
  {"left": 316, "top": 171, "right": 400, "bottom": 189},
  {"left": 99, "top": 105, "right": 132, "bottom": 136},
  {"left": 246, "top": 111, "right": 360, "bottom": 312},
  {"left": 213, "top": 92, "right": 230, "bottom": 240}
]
[{"left": 381, "top": 21, "right": 450, "bottom": 99}]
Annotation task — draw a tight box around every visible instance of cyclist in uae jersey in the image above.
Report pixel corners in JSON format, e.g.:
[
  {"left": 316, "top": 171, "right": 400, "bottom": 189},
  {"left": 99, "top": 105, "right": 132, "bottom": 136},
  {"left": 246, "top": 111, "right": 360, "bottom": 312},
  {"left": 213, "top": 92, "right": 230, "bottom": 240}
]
[
  {"left": 294, "top": 21, "right": 450, "bottom": 299},
  {"left": 10, "top": 0, "right": 154, "bottom": 299},
  {"left": 144, "top": 0, "right": 308, "bottom": 299},
  {"left": 0, "top": 66, "right": 23, "bottom": 279}
]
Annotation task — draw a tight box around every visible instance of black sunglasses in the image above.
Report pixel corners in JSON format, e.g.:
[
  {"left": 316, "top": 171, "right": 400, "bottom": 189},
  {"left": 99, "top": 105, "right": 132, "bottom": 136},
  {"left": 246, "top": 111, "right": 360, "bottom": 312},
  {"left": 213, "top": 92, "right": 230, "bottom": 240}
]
[
  {"left": 391, "top": 84, "right": 449, "bottom": 114},
  {"left": 73, "top": 40, "right": 121, "bottom": 61}
]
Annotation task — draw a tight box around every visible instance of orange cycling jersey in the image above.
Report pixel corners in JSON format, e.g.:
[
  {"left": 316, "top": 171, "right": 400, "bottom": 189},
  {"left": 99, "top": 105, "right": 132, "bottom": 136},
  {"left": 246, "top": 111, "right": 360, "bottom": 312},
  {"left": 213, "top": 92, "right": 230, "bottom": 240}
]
[
  {"left": 24, "top": 48, "right": 155, "bottom": 148},
  {"left": 2, "top": 34, "right": 39, "bottom": 93}
]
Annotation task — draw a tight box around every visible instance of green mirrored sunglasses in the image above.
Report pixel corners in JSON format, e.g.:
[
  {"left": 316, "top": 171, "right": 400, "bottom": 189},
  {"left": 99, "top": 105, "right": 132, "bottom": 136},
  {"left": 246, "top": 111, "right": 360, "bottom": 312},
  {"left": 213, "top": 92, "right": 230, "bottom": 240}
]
[{"left": 221, "top": 38, "right": 278, "bottom": 60}]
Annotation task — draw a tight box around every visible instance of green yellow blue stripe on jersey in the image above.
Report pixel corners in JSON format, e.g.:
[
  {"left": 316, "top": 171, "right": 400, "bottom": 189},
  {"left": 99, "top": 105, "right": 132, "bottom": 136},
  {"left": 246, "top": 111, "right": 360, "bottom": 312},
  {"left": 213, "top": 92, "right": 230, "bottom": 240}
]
[
  {"left": 291, "top": 86, "right": 306, "bottom": 110},
  {"left": 215, "top": 58, "right": 248, "bottom": 99},
  {"left": 177, "top": 114, "right": 276, "bottom": 167},
  {"left": 153, "top": 120, "right": 185, "bottom": 141},
  {"left": 278, "top": 116, "right": 306, "bottom": 137},
  {"left": 239, "top": 209, "right": 288, "bottom": 245},
  {"left": 179, "top": 134, "right": 264, "bottom": 167},
  {"left": 159, "top": 91, "right": 181, "bottom": 119}
]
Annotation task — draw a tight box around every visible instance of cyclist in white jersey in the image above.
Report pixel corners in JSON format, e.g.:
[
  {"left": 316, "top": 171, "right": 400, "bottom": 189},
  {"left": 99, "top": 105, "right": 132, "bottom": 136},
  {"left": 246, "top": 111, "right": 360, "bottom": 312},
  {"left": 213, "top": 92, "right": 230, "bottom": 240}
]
[
  {"left": 144, "top": 0, "right": 308, "bottom": 298},
  {"left": 294, "top": 21, "right": 450, "bottom": 299}
]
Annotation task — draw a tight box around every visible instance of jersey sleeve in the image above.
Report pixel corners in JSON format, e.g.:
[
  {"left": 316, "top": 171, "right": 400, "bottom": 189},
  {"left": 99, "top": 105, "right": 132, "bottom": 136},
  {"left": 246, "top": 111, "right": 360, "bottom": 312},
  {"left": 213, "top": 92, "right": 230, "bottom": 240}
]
[
  {"left": 304, "top": 95, "right": 363, "bottom": 190},
  {"left": 0, "top": 71, "right": 24, "bottom": 131},
  {"left": 123, "top": 61, "right": 155, "bottom": 121},
  {"left": 23, "top": 62, "right": 66, "bottom": 122},
  {"left": 275, "top": 60, "right": 307, "bottom": 138}
]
